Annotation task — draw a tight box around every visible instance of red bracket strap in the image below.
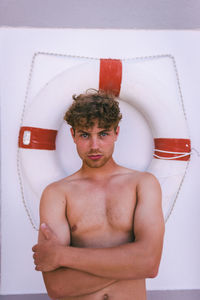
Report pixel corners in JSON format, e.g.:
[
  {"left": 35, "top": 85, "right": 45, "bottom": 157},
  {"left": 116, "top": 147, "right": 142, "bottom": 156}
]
[
  {"left": 18, "top": 126, "right": 57, "bottom": 150},
  {"left": 99, "top": 59, "right": 122, "bottom": 97},
  {"left": 154, "top": 138, "right": 191, "bottom": 161}
]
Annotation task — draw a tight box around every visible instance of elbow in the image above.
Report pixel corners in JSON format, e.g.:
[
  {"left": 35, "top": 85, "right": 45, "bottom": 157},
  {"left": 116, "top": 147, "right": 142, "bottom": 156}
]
[
  {"left": 48, "top": 289, "right": 77, "bottom": 299},
  {"left": 44, "top": 278, "right": 66, "bottom": 299},
  {"left": 46, "top": 285, "right": 61, "bottom": 299},
  {"left": 47, "top": 290, "right": 57, "bottom": 299},
  {"left": 46, "top": 282, "right": 74, "bottom": 299},
  {"left": 47, "top": 287, "right": 66, "bottom": 299},
  {"left": 145, "top": 242, "right": 163, "bottom": 279},
  {"left": 147, "top": 265, "right": 159, "bottom": 278},
  {"left": 146, "top": 256, "right": 160, "bottom": 278},
  {"left": 43, "top": 277, "right": 59, "bottom": 299}
]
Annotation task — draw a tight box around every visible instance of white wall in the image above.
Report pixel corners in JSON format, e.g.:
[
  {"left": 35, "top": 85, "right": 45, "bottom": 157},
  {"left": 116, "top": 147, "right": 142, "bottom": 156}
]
[{"left": 0, "top": 28, "right": 200, "bottom": 294}]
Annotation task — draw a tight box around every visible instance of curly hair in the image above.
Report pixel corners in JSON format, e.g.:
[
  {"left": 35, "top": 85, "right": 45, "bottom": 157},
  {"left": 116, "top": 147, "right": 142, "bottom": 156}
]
[{"left": 64, "top": 89, "right": 122, "bottom": 130}]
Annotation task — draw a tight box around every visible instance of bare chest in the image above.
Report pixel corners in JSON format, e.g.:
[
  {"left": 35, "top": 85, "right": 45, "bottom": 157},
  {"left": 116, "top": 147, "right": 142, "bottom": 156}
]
[{"left": 66, "top": 183, "right": 137, "bottom": 237}]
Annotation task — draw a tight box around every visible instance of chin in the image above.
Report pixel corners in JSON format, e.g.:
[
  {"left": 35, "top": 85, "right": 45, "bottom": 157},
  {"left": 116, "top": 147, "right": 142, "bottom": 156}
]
[
  {"left": 85, "top": 159, "right": 108, "bottom": 169},
  {"left": 86, "top": 162, "right": 104, "bottom": 168}
]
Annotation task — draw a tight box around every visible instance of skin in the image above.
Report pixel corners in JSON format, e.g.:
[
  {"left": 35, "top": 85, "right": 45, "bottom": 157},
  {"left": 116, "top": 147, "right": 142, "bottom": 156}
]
[{"left": 32, "top": 121, "right": 165, "bottom": 300}]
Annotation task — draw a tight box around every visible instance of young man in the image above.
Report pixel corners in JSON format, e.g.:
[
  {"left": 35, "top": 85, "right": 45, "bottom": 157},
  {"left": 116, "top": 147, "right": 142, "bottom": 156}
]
[{"left": 32, "top": 90, "right": 165, "bottom": 300}]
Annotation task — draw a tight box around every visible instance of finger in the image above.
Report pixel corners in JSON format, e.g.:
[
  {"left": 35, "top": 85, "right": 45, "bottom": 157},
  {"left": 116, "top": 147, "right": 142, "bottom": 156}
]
[{"left": 40, "top": 223, "right": 52, "bottom": 240}]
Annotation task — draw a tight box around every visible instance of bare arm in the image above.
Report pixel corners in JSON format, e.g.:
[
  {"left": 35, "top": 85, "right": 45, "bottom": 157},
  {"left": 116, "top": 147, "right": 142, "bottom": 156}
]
[
  {"left": 36, "top": 184, "right": 116, "bottom": 299},
  {"left": 51, "top": 173, "right": 165, "bottom": 280}
]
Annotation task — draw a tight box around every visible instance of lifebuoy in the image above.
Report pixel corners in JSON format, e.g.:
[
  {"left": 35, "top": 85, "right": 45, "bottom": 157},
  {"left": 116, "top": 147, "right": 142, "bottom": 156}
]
[{"left": 18, "top": 56, "right": 191, "bottom": 229}]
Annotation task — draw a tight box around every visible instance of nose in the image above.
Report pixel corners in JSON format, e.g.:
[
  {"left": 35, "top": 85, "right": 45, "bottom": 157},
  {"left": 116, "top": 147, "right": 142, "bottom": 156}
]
[{"left": 90, "top": 136, "right": 99, "bottom": 150}]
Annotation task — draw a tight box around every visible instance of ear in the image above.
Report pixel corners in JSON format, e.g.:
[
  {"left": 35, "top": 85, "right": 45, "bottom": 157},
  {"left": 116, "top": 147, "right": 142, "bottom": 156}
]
[
  {"left": 114, "top": 126, "right": 120, "bottom": 141},
  {"left": 70, "top": 127, "right": 76, "bottom": 143}
]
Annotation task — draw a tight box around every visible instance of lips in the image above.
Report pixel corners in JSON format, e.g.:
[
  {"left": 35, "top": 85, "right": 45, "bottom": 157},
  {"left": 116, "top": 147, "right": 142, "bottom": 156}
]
[{"left": 88, "top": 155, "right": 102, "bottom": 160}]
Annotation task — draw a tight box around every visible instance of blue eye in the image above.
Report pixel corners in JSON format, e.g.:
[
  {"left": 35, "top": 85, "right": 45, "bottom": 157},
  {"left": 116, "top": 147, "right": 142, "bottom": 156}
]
[
  {"left": 100, "top": 132, "right": 108, "bottom": 137},
  {"left": 81, "top": 133, "right": 89, "bottom": 138}
]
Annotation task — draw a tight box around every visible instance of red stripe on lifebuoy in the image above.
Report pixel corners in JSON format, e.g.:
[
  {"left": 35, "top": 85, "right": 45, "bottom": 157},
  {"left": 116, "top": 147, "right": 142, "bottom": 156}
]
[
  {"left": 18, "top": 127, "right": 57, "bottom": 150},
  {"left": 99, "top": 59, "right": 122, "bottom": 97},
  {"left": 154, "top": 138, "right": 191, "bottom": 161}
]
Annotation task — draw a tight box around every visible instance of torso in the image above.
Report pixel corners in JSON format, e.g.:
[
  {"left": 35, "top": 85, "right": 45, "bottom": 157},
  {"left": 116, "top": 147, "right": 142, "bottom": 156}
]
[{"left": 59, "top": 167, "right": 146, "bottom": 300}]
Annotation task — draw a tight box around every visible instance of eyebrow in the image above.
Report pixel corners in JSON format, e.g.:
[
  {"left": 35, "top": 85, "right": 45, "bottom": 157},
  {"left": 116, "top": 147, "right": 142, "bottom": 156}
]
[{"left": 77, "top": 129, "right": 112, "bottom": 134}]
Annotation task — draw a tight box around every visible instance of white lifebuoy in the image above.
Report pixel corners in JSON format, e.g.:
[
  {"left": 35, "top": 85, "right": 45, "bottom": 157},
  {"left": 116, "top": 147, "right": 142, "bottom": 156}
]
[{"left": 18, "top": 55, "right": 191, "bottom": 229}]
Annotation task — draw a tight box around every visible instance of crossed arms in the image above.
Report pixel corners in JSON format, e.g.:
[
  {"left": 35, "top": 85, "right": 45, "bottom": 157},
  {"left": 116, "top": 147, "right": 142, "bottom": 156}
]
[{"left": 33, "top": 173, "right": 165, "bottom": 299}]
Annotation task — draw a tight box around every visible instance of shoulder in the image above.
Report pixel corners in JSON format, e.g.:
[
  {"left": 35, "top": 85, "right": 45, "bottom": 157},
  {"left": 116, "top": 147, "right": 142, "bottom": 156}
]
[
  {"left": 40, "top": 181, "right": 68, "bottom": 220},
  {"left": 40, "top": 179, "right": 68, "bottom": 207},
  {"left": 42, "top": 181, "right": 64, "bottom": 197},
  {"left": 114, "top": 166, "right": 139, "bottom": 179},
  {"left": 116, "top": 167, "right": 157, "bottom": 182},
  {"left": 138, "top": 171, "right": 160, "bottom": 187},
  {"left": 115, "top": 166, "right": 160, "bottom": 186},
  {"left": 41, "top": 171, "right": 82, "bottom": 200},
  {"left": 136, "top": 171, "right": 162, "bottom": 202}
]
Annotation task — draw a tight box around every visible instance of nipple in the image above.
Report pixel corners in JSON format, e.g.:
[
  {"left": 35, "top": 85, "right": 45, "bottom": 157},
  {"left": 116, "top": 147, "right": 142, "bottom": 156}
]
[
  {"left": 103, "top": 294, "right": 109, "bottom": 300},
  {"left": 71, "top": 225, "right": 77, "bottom": 232}
]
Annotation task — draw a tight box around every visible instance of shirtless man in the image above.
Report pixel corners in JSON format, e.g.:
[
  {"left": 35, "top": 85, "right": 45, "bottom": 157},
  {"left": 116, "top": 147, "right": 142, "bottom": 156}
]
[{"left": 32, "top": 90, "right": 165, "bottom": 300}]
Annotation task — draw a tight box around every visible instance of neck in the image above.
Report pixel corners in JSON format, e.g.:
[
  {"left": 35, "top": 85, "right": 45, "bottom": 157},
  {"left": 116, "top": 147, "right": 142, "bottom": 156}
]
[{"left": 80, "top": 157, "right": 120, "bottom": 180}]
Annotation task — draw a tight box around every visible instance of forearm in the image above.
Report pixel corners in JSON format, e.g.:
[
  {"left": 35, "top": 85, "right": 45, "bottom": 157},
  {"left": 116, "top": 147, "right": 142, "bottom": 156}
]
[
  {"left": 43, "top": 266, "right": 117, "bottom": 299},
  {"left": 59, "top": 241, "right": 160, "bottom": 280}
]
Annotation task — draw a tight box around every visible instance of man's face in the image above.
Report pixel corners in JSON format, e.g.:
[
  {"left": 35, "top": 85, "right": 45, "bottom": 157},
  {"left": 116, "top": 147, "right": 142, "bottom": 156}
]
[{"left": 70, "top": 121, "right": 119, "bottom": 169}]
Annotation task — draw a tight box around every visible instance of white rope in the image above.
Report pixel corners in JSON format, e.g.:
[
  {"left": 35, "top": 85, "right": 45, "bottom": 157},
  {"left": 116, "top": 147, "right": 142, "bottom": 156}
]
[
  {"left": 153, "top": 148, "right": 191, "bottom": 160},
  {"left": 154, "top": 148, "right": 190, "bottom": 155},
  {"left": 153, "top": 153, "right": 191, "bottom": 160},
  {"left": 153, "top": 147, "right": 200, "bottom": 160}
]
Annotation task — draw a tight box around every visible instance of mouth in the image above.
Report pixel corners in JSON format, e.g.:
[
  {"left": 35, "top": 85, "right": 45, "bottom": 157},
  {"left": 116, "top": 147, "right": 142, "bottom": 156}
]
[{"left": 88, "top": 154, "right": 103, "bottom": 160}]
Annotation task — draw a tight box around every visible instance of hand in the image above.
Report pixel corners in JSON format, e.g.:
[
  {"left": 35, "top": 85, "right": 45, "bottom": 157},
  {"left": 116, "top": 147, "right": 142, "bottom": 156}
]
[{"left": 32, "top": 223, "right": 64, "bottom": 272}]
